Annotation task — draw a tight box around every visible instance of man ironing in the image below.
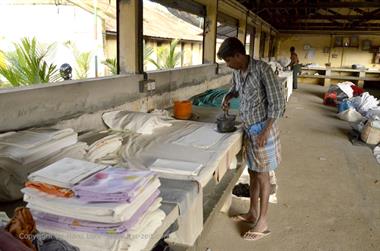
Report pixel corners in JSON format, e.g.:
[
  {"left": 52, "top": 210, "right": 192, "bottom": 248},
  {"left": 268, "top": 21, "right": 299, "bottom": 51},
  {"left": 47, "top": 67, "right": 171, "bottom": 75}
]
[{"left": 219, "top": 37, "right": 285, "bottom": 241}]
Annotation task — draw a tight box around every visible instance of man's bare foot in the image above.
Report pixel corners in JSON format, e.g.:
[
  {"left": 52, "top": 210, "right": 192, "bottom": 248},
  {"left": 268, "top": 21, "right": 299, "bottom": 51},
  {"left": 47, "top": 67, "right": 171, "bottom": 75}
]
[{"left": 231, "top": 212, "right": 257, "bottom": 223}]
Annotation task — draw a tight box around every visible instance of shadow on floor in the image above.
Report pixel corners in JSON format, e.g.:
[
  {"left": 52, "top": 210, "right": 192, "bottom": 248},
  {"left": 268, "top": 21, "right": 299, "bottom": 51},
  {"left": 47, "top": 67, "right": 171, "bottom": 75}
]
[{"left": 298, "top": 85, "right": 326, "bottom": 99}]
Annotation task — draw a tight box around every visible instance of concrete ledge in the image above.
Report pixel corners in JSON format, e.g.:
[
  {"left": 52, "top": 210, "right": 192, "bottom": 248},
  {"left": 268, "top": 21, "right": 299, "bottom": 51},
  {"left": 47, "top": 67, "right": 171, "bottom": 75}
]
[
  {"left": 0, "top": 74, "right": 143, "bottom": 132},
  {"left": 0, "top": 64, "right": 231, "bottom": 132}
]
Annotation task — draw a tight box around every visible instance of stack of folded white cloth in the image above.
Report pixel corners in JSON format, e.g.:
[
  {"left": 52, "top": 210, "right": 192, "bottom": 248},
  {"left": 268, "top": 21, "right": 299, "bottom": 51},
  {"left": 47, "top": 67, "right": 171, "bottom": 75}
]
[
  {"left": 150, "top": 158, "right": 203, "bottom": 176},
  {"left": 23, "top": 158, "right": 165, "bottom": 251},
  {"left": 0, "top": 128, "right": 86, "bottom": 201},
  {"left": 80, "top": 131, "right": 123, "bottom": 165}
]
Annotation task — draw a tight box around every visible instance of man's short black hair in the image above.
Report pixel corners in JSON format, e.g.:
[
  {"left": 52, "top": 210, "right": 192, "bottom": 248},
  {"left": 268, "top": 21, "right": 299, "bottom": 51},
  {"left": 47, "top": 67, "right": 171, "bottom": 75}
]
[
  {"left": 217, "top": 37, "right": 246, "bottom": 60},
  {"left": 290, "top": 46, "right": 295, "bottom": 52}
]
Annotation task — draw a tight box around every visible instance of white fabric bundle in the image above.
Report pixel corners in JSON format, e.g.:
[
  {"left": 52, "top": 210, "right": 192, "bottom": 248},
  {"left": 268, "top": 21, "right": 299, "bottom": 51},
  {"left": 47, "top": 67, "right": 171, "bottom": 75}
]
[
  {"left": 0, "top": 142, "right": 87, "bottom": 201},
  {"left": 85, "top": 134, "right": 123, "bottom": 163},
  {"left": 36, "top": 207, "right": 166, "bottom": 251},
  {"left": 23, "top": 178, "right": 161, "bottom": 223},
  {"left": 337, "top": 81, "right": 355, "bottom": 98},
  {"left": 337, "top": 108, "right": 364, "bottom": 122},
  {"left": 150, "top": 158, "right": 203, "bottom": 176},
  {"left": 0, "top": 128, "right": 77, "bottom": 164},
  {"left": 28, "top": 158, "right": 106, "bottom": 188},
  {"left": 350, "top": 92, "right": 379, "bottom": 115},
  {"left": 102, "top": 111, "right": 172, "bottom": 135},
  {"left": 373, "top": 146, "right": 380, "bottom": 164}
]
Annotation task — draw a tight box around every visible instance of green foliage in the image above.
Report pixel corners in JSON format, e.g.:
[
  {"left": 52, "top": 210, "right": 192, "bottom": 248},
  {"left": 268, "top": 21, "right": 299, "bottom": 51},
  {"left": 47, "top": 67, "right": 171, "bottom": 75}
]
[
  {"left": 102, "top": 58, "right": 118, "bottom": 75},
  {"left": 65, "top": 41, "right": 92, "bottom": 79},
  {"left": 148, "top": 39, "right": 182, "bottom": 70},
  {"left": 144, "top": 46, "right": 154, "bottom": 64},
  {"left": 0, "top": 37, "right": 60, "bottom": 87}
]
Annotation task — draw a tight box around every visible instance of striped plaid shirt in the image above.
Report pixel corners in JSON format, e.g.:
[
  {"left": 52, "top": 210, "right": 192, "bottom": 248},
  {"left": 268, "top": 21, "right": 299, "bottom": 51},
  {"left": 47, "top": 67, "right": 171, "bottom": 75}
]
[{"left": 228, "top": 58, "right": 285, "bottom": 126}]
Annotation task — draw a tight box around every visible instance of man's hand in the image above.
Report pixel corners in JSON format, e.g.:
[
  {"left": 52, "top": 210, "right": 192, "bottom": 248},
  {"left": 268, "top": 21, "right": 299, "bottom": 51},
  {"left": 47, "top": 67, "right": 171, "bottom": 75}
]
[
  {"left": 221, "top": 94, "right": 232, "bottom": 111},
  {"left": 256, "top": 127, "right": 270, "bottom": 147}
]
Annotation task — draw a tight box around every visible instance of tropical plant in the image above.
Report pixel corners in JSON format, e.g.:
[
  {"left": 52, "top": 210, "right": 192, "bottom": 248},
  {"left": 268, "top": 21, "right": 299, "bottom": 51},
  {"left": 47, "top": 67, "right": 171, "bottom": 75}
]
[
  {"left": 0, "top": 50, "right": 5, "bottom": 69},
  {"left": 148, "top": 39, "right": 182, "bottom": 70},
  {"left": 0, "top": 37, "right": 60, "bottom": 87},
  {"left": 144, "top": 45, "right": 154, "bottom": 65},
  {"left": 102, "top": 58, "right": 118, "bottom": 75},
  {"left": 65, "top": 41, "right": 92, "bottom": 79}
]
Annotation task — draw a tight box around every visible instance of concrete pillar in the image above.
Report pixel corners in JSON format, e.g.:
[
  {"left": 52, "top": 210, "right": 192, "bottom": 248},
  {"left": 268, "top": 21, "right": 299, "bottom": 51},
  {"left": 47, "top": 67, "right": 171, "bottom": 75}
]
[
  {"left": 118, "top": 0, "right": 142, "bottom": 74},
  {"left": 237, "top": 16, "right": 247, "bottom": 44},
  {"left": 358, "top": 70, "right": 365, "bottom": 88},
  {"left": 200, "top": 0, "right": 218, "bottom": 64},
  {"left": 253, "top": 24, "right": 262, "bottom": 59},
  {"left": 264, "top": 33, "right": 270, "bottom": 58}
]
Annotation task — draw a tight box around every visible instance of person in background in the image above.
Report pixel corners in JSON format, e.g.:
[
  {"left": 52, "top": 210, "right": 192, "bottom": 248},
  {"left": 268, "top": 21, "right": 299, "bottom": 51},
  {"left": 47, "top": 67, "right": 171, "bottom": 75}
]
[
  {"left": 218, "top": 37, "right": 285, "bottom": 241},
  {"left": 288, "top": 46, "right": 301, "bottom": 89}
]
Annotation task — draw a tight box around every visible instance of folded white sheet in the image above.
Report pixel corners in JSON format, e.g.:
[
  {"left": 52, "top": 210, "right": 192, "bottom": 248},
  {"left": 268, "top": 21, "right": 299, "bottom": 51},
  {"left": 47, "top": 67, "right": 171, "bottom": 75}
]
[
  {"left": 149, "top": 158, "right": 203, "bottom": 176},
  {"left": 0, "top": 130, "right": 78, "bottom": 164},
  {"left": 23, "top": 178, "right": 161, "bottom": 223},
  {"left": 0, "top": 142, "right": 87, "bottom": 202},
  {"left": 337, "top": 81, "right": 354, "bottom": 98},
  {"left": 0, "top": 128, "right": 74, "bottom": 149},
  {"left": 172, "top": 125, "right": 225, "bottom": 149},
  {"left": 86, "top": 134, "right": 123, "bottom": 163},
  {"left": 28, "top": 158, "right": 106, "bottom": 188},
  {"left": 102, "top": 111, "right": 172, "bottom": 135},
  {"left": 36, "top": 207, "right": 166, "bottom": 251}
]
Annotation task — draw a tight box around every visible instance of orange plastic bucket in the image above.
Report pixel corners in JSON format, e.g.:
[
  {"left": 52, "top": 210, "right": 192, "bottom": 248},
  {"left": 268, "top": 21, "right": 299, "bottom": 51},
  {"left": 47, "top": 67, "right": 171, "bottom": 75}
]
[{"left": 174, "top": 100, "right": 192, "bottom": 120}]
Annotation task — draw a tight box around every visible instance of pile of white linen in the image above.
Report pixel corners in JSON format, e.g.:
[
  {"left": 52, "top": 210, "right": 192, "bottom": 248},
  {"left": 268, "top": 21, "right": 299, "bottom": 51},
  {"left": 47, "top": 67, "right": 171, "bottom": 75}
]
[
  {"left": 24, "top": 158, "right": 165, "bottom": 251},
  {"left": 0, "top": 128, "right": 86, "bottom": 201}
]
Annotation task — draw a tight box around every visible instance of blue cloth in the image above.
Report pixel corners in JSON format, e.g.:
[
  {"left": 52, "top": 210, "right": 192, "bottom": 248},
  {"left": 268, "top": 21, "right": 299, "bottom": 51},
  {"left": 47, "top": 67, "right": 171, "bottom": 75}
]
[
  {"left": 245, "top": 121, "right": 281, "bottom": 172},
  {"left": 33, "top": 232, "right": 79, "bottom": 251},
  {"left": 338, "top": 100, "right": 353, "bottom": 113}
]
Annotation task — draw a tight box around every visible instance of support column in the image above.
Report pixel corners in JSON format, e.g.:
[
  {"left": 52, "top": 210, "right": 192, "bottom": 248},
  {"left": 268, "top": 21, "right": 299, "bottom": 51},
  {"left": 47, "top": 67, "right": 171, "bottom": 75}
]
[
  {"left": 237, "top": 16, "right": 247, "bottom": 44},
  {"left": 358, "top": 70, "right": 365, "bottom": 88},
  {"left": 118, "top": 0, "right": 143, "bottom": 74},
  {"left": 253, "top": 24, "right": 262, "bottom": 59},
  {"left": 264, "top": 33, "right": 270, "bottom": 58},
  {"left": 201, "top": 0, "right": 218, "bottom": 64}
]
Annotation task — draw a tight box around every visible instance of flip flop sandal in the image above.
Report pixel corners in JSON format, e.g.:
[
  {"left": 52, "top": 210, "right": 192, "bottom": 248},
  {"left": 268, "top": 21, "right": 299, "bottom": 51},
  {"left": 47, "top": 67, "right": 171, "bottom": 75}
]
[
  {"left": 242, "top": 230, "right": 271, "bottom": 241},
  {"left": 231, "top": 214, "right": 256, "bottom": 223}
]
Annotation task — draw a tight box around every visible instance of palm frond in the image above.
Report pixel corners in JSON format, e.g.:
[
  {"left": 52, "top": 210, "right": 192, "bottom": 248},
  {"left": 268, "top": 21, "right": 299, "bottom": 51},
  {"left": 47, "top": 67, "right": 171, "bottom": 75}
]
[
  {"left": 102, "top": 58, "right": 118, "bottom": 75},
  {"left": 0, "top": 37, "right": 60, "bottom": 87}
]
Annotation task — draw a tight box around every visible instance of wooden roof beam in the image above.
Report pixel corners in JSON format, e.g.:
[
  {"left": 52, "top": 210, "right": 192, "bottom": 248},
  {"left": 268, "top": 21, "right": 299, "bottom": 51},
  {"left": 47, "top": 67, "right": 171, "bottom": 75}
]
[{"left": 251, "top": 2, "right": 380, "bottom": 9}]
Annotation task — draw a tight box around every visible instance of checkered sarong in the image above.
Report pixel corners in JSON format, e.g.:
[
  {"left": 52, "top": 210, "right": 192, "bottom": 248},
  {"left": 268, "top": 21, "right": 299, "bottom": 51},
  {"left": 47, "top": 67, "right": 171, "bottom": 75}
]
[{"left": 244, "top": 121, "right": 281, "bottom": 172}]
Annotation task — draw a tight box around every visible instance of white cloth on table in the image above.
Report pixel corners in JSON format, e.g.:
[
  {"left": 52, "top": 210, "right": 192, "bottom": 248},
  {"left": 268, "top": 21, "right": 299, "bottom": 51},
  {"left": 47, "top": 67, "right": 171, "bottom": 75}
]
[
  {"left": 150, "top": 159, "right": 203, "bottom": 176},
  {"left": 172, "top": 125, "right": 224, "bottom": 149},
  {"left": 102, "top": 111, "right": 172, "bottom": 135},
  {"left": 0, "top": 128, "right": 74, "bottom": 148},
  {"left": 0, "top": 128, "right": 77, "bottom": 164},
  {"left": 28, "top": 158, "right": 106, "bottom": 189},
  {"left": 36, "top": 208, "right": 166, "bottom": 251},
  {"left": 85, "top": 134, "right": 123, "bottom": 163},
  {"left": 337, "top": 81, "right": 355, "bottom": 98},
  {"left": 120, "top": 120, "right": 242, "bottom": 186},
  {"left": 23, "top": 178, "right": 161, "bottom": 223},
  {"left": 0, "top": 142, "right": 87, "bottom": 202},
  {"left": 0, "top": 142, "right": 87, "bottom": 201}
]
